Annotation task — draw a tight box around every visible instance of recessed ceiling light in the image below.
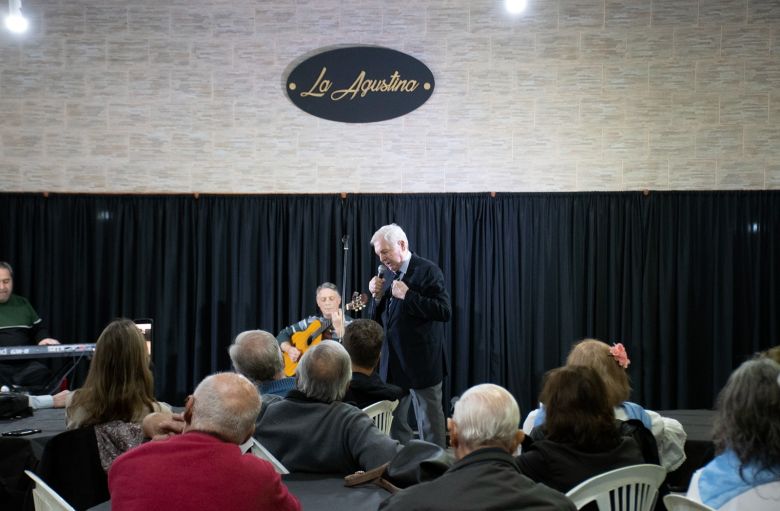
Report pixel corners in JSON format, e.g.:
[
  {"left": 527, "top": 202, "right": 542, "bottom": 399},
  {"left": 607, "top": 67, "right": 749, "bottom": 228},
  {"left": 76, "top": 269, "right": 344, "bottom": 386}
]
[
  {"left": 505, "top": 0, "right": 528, "bottom": 15},
  {"left": 5, "top": 0, "right": 29, "bottom": 34},
  {"left": 5, "top": 14, "right": 28, "bottom": 33}
]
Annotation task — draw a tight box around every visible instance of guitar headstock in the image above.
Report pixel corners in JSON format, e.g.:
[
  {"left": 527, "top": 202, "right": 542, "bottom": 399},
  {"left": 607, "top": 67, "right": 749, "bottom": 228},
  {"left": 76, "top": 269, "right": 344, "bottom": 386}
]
[{"left": 345, "top": 291, "right": 369, "bottom": 312}]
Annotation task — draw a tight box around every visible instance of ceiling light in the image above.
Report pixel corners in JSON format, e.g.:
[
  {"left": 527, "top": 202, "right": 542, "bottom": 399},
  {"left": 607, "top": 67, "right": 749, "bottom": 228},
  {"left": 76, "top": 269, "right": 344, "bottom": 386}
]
[
  {"left": 5, "top": 0, "right": 29, "bottom": 34},
  {"left": 505, "top": 0, "right": 528, "bottom": 15}
]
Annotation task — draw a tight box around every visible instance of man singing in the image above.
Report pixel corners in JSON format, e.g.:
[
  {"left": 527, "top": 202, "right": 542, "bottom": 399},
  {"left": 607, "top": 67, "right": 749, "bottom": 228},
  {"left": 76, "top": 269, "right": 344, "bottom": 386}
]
[{"left": 368, "top": 224, "right": 451, "bottom": 447}]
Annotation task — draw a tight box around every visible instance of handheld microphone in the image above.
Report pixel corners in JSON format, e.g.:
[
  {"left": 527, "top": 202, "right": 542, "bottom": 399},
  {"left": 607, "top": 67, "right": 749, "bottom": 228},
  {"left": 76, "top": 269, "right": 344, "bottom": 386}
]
[{"left": 376, "top": 265, "right": 385, "bottom": 279}]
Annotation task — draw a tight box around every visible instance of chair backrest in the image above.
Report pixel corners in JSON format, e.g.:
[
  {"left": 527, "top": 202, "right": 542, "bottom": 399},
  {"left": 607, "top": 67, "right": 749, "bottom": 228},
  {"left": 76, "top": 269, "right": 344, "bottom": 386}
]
[
  {"left": 565, "top": 464, "right": 667, "bottom": 511},
  {"left": 362, "top": 399, "right": 399, "bottom": 435},
  {"left": 250, "top": 437, "right": 289, "bottom": 474},
  {"left": 24, "top": 470, "right": 76, "bottom": 511},
  {"left": 663, "top": 494, "right": 716, "bottom": 511}
]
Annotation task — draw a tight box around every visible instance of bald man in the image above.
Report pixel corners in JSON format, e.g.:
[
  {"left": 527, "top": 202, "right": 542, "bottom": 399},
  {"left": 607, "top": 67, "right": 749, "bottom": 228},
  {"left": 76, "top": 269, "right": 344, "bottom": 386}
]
[{"left": 109, "top": 373, "right": 299, "bottom": 511}]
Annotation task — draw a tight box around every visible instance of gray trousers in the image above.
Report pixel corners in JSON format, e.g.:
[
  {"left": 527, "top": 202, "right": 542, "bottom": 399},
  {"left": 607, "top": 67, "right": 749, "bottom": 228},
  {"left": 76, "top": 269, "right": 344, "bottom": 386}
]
[{"left": 390, "top": 381, "right": 446, "bottom": 448}]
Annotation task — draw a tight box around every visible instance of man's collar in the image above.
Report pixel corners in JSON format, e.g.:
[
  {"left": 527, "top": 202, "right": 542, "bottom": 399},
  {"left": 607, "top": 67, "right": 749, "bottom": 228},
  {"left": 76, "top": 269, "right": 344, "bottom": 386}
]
[
  {"left": 285, "top": 388, "right": 333, "bottom": 404},
  {"left": 450, "top": 447, "right": 518, "bottom": 472},
  {"left": 399, "top": 251, "right": 412, "bottom": 275},
  {"left": 186, "top": 429, "right": 234, "bottom": 445}
]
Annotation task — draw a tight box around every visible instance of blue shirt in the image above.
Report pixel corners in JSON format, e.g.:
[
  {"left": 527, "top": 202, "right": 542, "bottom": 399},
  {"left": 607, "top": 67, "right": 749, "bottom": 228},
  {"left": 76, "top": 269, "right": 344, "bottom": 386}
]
[{"left": 260, "top": 377, "right": 295, "bottom": 397}]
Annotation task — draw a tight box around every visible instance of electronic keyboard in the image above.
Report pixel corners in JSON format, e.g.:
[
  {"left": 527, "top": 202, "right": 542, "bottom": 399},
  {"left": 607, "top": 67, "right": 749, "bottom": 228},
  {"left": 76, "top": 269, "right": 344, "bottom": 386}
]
[{"left": 0, "top": 343, "right": 96, "bottom": 360}]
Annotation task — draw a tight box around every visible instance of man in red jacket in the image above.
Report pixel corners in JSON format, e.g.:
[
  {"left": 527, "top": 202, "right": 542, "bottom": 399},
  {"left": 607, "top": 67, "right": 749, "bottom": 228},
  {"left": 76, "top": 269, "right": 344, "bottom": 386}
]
[{"left": 109, "top": 372, "right": 300, "bottom": 511}]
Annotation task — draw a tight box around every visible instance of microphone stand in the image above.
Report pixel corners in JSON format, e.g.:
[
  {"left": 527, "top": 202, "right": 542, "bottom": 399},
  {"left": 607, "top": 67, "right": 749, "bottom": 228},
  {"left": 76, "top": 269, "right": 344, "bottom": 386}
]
[{"left": 341, "top": 234, "right": 349, "bottom": 322}]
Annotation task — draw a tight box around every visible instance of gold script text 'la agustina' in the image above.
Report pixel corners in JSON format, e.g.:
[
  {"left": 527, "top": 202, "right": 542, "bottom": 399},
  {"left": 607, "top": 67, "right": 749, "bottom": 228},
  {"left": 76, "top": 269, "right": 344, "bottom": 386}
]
[{"left": 300, "top": 67, "right": 420, "bottom": 101}]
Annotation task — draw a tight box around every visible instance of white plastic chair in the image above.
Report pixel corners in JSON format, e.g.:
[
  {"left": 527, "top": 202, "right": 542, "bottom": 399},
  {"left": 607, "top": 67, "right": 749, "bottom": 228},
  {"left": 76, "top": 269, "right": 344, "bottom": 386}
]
[
  {"left": 24, "top": 470, "right": 76, "bottom": 511},
  {"left": 362, "top": 399, "right": 399, "bottom": 435},
  {"left": 250, "top": 437, "right": 289, "bottom": 474},
  {"left": 663, "top": 494, "right": 716, "bottom": 511},
  {"left": 565, "top": 464, "right": 667, "bottom": 511}
]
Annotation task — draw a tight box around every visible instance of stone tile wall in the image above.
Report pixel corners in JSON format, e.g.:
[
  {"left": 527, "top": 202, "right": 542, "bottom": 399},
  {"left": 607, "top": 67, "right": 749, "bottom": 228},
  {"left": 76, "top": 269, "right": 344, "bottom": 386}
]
[{"left": 1, "top": 0, "right": 779, "bottom": 192}]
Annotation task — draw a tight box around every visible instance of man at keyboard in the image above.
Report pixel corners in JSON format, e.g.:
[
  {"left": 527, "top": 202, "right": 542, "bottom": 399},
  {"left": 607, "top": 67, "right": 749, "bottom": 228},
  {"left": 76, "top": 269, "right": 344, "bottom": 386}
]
[{"left": 0, "top": 261, "right": 60, "bottom": 390}]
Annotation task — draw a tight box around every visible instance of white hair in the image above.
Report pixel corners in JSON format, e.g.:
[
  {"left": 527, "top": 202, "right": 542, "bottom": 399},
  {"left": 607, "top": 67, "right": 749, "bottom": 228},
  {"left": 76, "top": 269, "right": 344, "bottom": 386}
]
[
  {"left": 370, "top": 223, "right": 409, "bottom": 247},
  {"left": 295, "top": 340, "right": 351, "bottom": 403},
  {"left": 453, "top": 384, "right": 520, "bottom": 451},
  {"left": 189, "top": 372, "right": 261, "bottom": 444}
]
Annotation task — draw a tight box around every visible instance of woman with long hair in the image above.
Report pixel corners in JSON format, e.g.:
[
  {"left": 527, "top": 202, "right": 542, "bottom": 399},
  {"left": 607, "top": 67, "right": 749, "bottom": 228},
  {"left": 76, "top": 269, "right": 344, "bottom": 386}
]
[
  {"left": 687, "top": 358, "right": 780, "bottom": 510},
  {"left": 516, "top": 365, "right": 644, "bottom": 492},
  {"left": 66, "top": 318, "right": 169, "bottom": 429},
  {"left": 522, "top": 338, "right": 687, "bottom": 471}
]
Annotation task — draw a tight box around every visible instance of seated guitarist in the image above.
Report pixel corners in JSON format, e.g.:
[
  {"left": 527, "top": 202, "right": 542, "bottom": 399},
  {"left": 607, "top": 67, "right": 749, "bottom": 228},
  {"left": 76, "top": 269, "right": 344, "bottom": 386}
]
[{"left": 276, "top": 282, "right": 351, "bottom": 367}]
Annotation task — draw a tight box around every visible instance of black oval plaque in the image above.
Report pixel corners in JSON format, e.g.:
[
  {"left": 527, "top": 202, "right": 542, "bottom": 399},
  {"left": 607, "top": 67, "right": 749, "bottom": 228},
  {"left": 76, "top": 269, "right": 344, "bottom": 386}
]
[{"left": 285, "top": 46, "right": 435, "bottom": 123}]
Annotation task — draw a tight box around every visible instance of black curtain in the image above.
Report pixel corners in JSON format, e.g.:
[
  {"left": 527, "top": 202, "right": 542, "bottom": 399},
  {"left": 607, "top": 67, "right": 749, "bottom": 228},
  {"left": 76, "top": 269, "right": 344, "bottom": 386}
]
[
  {"left": 1, "top": 191, "right": 777, "bottom": 411},
  {"left": 191, "top": 195, "right": 344, "bottom": 392},
  {"left": 0, "top": 194, "right": 198, "bottom": 399}
]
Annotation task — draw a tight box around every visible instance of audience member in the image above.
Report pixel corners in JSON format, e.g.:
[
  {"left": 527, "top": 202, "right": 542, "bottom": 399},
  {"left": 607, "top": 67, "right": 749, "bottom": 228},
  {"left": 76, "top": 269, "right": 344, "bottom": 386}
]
[
  {"left": 229, "top": 329, "right": 295, "bottom": 398},
  {"left": 686, "top": 358, "right": 780, "bottom": 510},
  {"left": 142, "top": 329, "right": 292, "bottom": 439},
  {"left": 255, "top": 340, "right": 402, "bottom": 474},
  {"left": 341, "top": 319, "right": 404, "bottom": 408},
  {"left": 523, "top": 339, "right": 686, "bottom": 471},
  {"left": 516, "top": 366, "right": 645, "bottom": 493},
  {"left": 379, "top": 383, "right": 575, "bottom": 511},
  {"left": 0, "top": 261, "right": 60, "bottom": 390},
  {"left": 65, "top": 318, "right": 170, "bottom": 429},
  {"left": 109, "top": 372, "right": 300, "bottom": 511}
]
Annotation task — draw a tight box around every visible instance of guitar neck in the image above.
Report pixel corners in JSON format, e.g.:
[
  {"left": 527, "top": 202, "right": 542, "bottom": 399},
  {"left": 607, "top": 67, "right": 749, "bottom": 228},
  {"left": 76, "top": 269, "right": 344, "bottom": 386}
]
[{"left": 310, "top": 319, "right": 332, "bottom": 340}]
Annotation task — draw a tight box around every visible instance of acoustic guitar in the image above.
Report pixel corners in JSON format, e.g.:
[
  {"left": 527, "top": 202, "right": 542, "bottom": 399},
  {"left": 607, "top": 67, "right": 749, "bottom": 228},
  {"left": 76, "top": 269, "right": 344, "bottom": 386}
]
[{"left": 282, "top": 292, "right": 368, "bottom": 376}]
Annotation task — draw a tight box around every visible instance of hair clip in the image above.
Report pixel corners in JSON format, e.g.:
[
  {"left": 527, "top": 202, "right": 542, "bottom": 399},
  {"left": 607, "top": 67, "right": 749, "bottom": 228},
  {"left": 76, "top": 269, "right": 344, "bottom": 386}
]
[{"left": 609, "top": 343, "right": 630, "bottom": 369}]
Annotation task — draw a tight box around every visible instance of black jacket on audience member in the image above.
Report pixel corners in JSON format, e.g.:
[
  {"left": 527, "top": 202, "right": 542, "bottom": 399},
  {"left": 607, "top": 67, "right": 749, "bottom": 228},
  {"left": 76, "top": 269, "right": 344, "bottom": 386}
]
[
  {"left": 379, "top": 447, "right": 575, "bottom": 511},
  {"left": 343, "top": 372, "right": 405, "bottom": 409},
  {"left": 516, "top": 434, "right": 645, "bottom": 494},
  {"left": 35, "top": 426, "right": 110, "bottom": 510}
]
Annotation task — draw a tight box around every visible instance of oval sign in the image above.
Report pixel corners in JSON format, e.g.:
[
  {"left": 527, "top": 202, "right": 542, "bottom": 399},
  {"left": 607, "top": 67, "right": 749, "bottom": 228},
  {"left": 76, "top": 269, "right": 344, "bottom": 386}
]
[{"left": 286, "top": 46, "right": 435, "bottom": 123}]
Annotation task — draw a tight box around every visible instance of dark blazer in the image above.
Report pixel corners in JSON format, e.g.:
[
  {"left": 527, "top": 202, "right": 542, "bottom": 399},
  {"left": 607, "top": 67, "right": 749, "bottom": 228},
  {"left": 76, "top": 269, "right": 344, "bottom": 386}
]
[
  {"left": 372, "top": 253, "right": 451, "bottom": 389},
  {"left": 379, "top": 448, "right": 576, "bottom": 511}
]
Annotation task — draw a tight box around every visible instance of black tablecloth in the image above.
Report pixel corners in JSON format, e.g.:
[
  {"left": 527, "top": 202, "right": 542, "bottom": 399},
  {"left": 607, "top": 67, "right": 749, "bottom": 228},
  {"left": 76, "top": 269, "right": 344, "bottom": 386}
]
[
  {"left": 283, "top": 472, "right": 390, "bottom": 509},
  {"left": 0, "top": 408, "right": 67, "bottom": 458},
  {"left": 86, "top": 473, "right": 390, "bottom": 511}
]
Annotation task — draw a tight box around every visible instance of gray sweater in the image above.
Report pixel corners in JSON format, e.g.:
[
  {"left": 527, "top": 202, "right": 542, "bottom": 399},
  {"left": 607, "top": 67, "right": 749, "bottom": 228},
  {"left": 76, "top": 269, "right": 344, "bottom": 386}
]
[{"left": 255, "top": 390, "right": 402, "bottom": 475}]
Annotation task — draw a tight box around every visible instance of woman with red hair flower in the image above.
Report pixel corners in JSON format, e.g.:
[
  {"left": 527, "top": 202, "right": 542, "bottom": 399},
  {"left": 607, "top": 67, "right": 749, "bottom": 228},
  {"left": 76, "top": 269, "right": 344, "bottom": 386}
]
[{"left": 522, "top": 338, "right": 687, "bottom": 472}]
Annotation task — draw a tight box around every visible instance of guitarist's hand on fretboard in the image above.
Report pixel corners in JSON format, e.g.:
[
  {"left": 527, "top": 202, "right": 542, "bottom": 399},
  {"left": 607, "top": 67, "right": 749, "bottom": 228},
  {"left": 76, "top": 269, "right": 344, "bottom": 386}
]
[{"left": 331, "top": 308, "right": 345, "bottom": 339}]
